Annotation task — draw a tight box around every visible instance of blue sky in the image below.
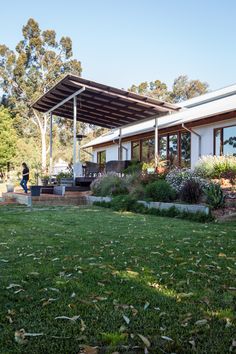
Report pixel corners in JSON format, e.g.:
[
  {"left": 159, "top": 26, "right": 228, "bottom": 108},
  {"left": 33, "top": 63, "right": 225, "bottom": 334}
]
[{"left": 0, "top": 0, "right": 236, "bottom": 91}]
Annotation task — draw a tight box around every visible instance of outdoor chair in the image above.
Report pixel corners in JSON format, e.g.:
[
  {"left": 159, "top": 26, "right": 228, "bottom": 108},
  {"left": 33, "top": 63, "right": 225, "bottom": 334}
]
[
  {"left": 84, "top": 161, "right": 101, "bottom": 177},
  {"left": 105, "top": 160, "right": 131, "bottom": 174}
]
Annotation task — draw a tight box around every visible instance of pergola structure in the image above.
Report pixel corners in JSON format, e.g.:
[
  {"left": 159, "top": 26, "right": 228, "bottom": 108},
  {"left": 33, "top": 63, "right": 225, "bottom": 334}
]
[{"left": 32, "top": 74, "right": 179, "bottom": 180}]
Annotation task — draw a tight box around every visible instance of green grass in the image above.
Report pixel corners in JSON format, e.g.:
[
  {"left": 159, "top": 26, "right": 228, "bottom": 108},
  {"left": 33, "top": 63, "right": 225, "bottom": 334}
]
[{"left": 0, "top": 205, "right": 235, "bottom": 354}]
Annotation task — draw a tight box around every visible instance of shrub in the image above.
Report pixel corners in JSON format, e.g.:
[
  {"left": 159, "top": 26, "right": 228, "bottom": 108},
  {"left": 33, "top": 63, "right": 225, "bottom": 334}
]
[
  {"left": 180, "top": 179, "right": 202, "bottom": 204},
  {"left": 90, "top": 173, "right": 128, "bottom": 196},
  {"left": 145, "top": 180, "right": 177, "bottom": 202},
  {"left": 195, "top": 155, "right": 236, "bottom": 179},
  {"left": 94, "top": 200, "right": 213, "bottom": 223},
  {"left": 56, "top": 171, "right": 73, "bottom": 183},
  {"left": 123, "top": 161, "right": 142, "bottom": 175},
  {"left": 166, "top": 168, "right": 208, "bottom": 193},
  {"left": 110, "top": 195, "right": 141, "bottom": 212},
  {"left": 204, "top": 183, "right": 225, "bottom": 209}
]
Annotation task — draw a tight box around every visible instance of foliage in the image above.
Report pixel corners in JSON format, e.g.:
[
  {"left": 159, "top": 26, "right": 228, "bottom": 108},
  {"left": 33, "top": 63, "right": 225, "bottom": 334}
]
[
  {"left": 194, "top": 155, "right": 236, "bottom": 179},
  {"left": 56, "top": 171, "right": 73, "bottom": 183},
  {"left": 0, "top": 107, "right": 17, "bottom": 169},
  {"left": 123, "top": 160, "right": 142, "bottom": 175},
  {"left": 204, "top": 183, "right": 225, "bottom": 209},
  {"left": 0, "top": 18, "right": 82, "bottom": 170},
  {"left": 166, "top": 168, "right": 208, "bottom": 193},
  {"left": 171, "top": 75, "right": 208, "bottom": 103},
  {"left": 94, "top": 200, "right": 213, "bottom": 222},
  {"left": 110, "top": 195, "right": 141, "bottom": 212},
  {"left": 180, "top": 179, "right": 202, "bottom": 204},
  {"left": 128, "top": 75, "right": 209, "bottom": 103},
  {"left": 90, "top": 173, "right": 128, "bottom": 196},
  {"left": 144, "top": 180, "right": 177, "bottom": 202}
]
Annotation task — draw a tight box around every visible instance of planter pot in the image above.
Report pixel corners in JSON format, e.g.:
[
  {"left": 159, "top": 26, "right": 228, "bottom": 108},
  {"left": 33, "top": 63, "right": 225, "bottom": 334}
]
[
  {"left": 6, "top": 184, "right": 14, "bottom": 193},
  {"left": 30, "top": 186, "right": 41, "bottom": 196},
  {"left": 147, "top": 167, "right": 155, "bottom": 174}
]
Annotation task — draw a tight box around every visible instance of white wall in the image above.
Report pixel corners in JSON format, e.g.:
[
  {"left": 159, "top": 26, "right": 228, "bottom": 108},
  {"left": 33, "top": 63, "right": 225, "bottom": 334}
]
[
  {"left": 93, "top": 142, "right": 132, "bottom": 162},
  {"left": 94, "top": 144, "right": 118, "bottom": 162},
  {"left": 191, "top": 117, "right": 236, "bottom": 168},
  {"left": 93, "top": 117, "right": 236, "bottom": 168}
]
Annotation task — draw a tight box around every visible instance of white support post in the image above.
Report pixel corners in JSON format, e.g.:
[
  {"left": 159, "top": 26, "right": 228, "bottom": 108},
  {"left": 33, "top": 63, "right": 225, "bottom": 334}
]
[
  {"left": 118, "top": 128, "right": 122, "bottom": 160},
  {"left": 49, "top": 112, "right": 53, "bottom": 182},
  {"left": 154, "top": 117, "right": 159, "bottom": 167},
  {"left": 73, "top": 96, "right": 77, "bottom": 184}
]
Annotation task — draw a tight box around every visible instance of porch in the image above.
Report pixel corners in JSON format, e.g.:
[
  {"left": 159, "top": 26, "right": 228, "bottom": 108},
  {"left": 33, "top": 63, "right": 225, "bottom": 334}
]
[{"left": 32, "top": 74, "right": 179, "bottom": 182}]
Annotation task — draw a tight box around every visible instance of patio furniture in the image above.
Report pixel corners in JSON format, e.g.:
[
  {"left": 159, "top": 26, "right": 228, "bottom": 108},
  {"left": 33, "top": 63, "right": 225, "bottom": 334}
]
[
  {"left": 83, "top": 161, "right": 101, "bottom": 177},
  {"left": 105, "top": 160, "right": 131, "bottom": 174}
]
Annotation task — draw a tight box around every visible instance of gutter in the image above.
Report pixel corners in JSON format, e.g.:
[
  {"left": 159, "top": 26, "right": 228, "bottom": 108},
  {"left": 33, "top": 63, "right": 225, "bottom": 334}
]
[{"left": 182, "top": 123, "right": 201, "bottom": 158}]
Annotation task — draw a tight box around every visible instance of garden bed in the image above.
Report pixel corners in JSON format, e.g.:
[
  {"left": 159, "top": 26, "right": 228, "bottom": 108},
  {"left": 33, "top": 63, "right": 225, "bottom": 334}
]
[{"left": 86, "top": 196, "right": 209, "bottom": 215}]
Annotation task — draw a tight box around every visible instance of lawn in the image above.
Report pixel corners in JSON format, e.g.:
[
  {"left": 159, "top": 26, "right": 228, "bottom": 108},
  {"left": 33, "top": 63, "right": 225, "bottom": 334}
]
[{"left": 0, "top": 206, "right": 235, "bottom": 354}]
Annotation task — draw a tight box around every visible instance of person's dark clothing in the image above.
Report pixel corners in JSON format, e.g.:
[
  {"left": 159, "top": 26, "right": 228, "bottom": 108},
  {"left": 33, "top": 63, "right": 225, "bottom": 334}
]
[
  {"left": 21, "top": 167, "right": 29, "bottom": 193},
  {"left": 22, "top": 167, "right": 29, "bottom": 181}
]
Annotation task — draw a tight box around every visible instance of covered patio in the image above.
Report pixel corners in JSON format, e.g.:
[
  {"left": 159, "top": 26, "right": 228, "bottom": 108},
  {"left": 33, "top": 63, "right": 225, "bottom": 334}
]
[{"left": 32, "top": 74, "right": 179, "bottom": 181}]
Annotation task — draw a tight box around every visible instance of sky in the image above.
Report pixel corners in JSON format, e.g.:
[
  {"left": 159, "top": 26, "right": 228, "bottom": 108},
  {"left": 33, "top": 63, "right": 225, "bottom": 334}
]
[{"left": 0, "top": 0, "right": 236, "bottom": 91}]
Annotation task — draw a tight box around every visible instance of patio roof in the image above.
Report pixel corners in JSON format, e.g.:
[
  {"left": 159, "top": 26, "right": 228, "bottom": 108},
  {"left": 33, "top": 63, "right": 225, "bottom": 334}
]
[{"left": 32, "top": 74, "right": 179, "bottom": 128}]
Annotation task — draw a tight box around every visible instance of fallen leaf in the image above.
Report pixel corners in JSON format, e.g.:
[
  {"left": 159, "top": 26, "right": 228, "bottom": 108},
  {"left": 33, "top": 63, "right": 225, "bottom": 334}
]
[
  {"left": 229, "top": 339, "right": 236, "bottom": 352},
  {"left": 195, "top": 319, "right": 208, "bottom": 326},
  {"left": 137, "top": 334, "right": 151, "bottom": 347},
  {"left": 6, "top": 284, "right": 21, "bottom": 290},
  {"left": 55, "top": 315, "right": 80, "bottom": 322},
  {"left": 144, "top": 302, "right": 150, "bottom": 310},
  {"left": 79, "top": 345, "right": 98, "bottom": 354},
  {"left": 161, "top": 335, "right": 173, "bottom": 342},
  {"left": 123, "top": 315, "right": 130, "bottom": 325}
]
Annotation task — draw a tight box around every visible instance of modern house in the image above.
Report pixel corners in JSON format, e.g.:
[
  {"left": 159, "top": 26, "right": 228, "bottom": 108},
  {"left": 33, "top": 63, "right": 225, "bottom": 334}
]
[
  {"left": 32, "top": 75, "right": 236, "bottom": 180},
  {"left": 82, "top": 83, "right": 236, "bottom": 169}
]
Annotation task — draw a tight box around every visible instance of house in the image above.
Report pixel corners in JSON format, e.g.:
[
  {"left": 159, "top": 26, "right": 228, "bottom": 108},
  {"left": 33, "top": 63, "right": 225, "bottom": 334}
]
[{"left": 82, "top": 83, "right": 236, "bottom": 169}]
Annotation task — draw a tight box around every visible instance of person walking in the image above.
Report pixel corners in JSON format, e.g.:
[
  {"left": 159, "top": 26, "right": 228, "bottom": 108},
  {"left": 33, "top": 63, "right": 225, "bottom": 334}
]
[{"left": 20, "top": 163, "right": 29, "bottom": 193}]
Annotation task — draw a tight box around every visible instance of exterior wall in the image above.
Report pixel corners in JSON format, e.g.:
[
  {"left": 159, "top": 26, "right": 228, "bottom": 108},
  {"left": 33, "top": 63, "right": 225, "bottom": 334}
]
[
  {"left": 93, "top": 117, "right": 236, "bottom": 168},
  {"left": 191, "top": 117, "right": 236, "bottom": 168},
  {"left": 94, "top": 144, "right": 118, "bottom": 163},
  {"left": 94, "top": 142, "right": 131, "bottom": 162}
]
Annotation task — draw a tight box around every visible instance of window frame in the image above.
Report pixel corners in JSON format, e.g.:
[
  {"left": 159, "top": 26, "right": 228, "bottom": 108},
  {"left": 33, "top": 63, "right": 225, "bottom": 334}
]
[
  {"left": 97, "top": 150, "right": 106, "bottom": 165},
  {"left": 214, "top": 124, "right": 236, "bottom": 156}
]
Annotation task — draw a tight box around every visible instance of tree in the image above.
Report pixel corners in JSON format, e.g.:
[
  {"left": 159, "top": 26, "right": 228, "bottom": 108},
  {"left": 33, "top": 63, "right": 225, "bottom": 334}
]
[
  {"left": 0, "top": 107, "right": 17, "bottom": 170},
  {"left": 0, "top": 18, "right": 82, "bottom": 171},
  {"left": 171, "top": 75, "right": 209, "bottom": 103},
  {"left": 128, "top": 75, "right": 209, "bottom": 103}
]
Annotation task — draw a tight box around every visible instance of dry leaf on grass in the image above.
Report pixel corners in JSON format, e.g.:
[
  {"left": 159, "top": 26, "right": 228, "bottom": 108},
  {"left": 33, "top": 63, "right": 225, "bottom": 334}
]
[
  {"left": 122, "top": 315, "right": 130, "bottom": 325},
  {"left": 55, "top": 315, "right": 80, "bottom": 322},
  {"left": 78, "top": 345, "right": 98, "bottom": 354},
  {"left": 195, "top": 319, "right": 208, "bottom": 326},
  {"left": 161, "top": 335, "right": 173, "bottom": 342},
  {"left": 15, "top": 329, "right": 44, "bottom": 345},
  {"left": 6, "top": 284, "right": 21, "bottom": 290},
  {"left": 137, "top": 334, "right": 151, "bottom": 347}
]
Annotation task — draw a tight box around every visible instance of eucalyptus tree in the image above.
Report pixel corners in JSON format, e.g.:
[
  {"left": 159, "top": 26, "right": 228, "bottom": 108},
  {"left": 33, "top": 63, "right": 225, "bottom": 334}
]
[{"left": 0, "top": 18, "right": 82, "bottom": 171}]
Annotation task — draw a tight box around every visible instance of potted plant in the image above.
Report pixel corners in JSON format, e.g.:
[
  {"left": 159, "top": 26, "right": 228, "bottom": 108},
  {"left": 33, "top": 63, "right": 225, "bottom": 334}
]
[{"left": 142, "top": 160, "right": 156, "bottom": 174}]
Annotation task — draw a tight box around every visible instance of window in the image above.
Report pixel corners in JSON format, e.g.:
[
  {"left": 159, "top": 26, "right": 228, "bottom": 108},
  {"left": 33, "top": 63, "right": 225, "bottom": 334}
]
[
  {"left": 159, "top": 136, "right": 167, "bottom": 160},
  {"left": 181, "top": 132, "right": 191, "bottom": 167},
  {"left": 168, "top": 134, "right": 178, "bottom": 166},
  {"left": 214, "top": 125, "right": 236, "bottom": 156},
  {"left": 131, "top": 141, "right": 140, "bottom": 160},
  {"left": 141, "top": 138, "right": 155, "bottom": 161},
  {"left": 97, "top": 150, "right": 106, "bottom": 165},
  {"left": 131, "top": 131, "right": 191, "bottom": 166}
]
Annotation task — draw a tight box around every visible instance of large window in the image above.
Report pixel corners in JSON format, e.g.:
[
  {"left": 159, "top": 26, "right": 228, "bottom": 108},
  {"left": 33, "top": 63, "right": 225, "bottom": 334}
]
[
  {"left": 131, "top": 131, "right": 191, "bottom": 167},
  {"left": 214, "top": 125, "right": 236, "bottom": 156},
  {"left": 131, "top": 141, "right": 140, "bottom": 160},
  {"left": 97, "top": 150, "right": 106, "bottom": 165},
  {"left": 141, "top": 138, "right": 155, "bottom": 162}
]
